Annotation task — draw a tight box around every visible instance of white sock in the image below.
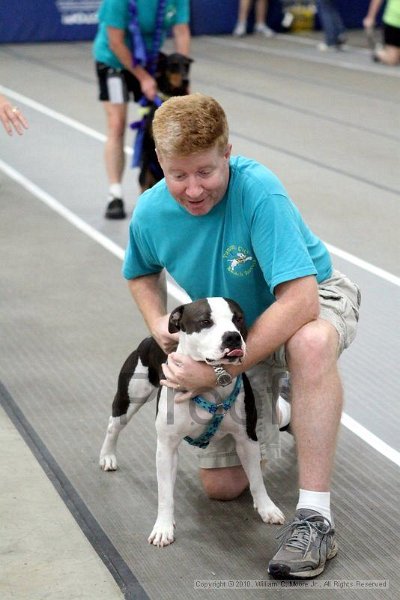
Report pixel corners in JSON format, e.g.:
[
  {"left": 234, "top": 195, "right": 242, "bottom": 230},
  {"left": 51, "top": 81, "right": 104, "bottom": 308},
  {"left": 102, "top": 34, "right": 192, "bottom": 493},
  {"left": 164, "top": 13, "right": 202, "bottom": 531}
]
[
  {"left": 296, "top": 489, "right": 333, "bottom": 524},
  {"left": 277, "top": 395, "right": 291, "bottom": 429},
  {"left": 109, "top": 183, "right": 123, "bottom": 199}
]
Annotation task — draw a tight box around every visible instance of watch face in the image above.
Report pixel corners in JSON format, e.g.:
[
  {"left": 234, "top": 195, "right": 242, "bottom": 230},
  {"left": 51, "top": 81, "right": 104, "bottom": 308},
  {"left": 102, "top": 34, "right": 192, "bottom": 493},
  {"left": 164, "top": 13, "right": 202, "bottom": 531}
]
[
  {"left": 214, "top": 366, "right": 232, "bottom": 387},
  {"left": 218, "top": 372, "right": 232, "bottom": 386}
]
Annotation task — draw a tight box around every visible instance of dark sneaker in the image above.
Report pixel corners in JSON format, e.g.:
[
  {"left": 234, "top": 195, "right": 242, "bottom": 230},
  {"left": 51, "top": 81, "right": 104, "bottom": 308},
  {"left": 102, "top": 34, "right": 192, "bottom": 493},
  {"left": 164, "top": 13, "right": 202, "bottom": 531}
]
[
  {"left": 105, "top": 198, "right": 126, "bottom": 219},
  {"left": 336, "top": 33, "right": 348, "bottom": 50},
  {"left": 268, "top": 509, "right": 338, "bottom": 579}
]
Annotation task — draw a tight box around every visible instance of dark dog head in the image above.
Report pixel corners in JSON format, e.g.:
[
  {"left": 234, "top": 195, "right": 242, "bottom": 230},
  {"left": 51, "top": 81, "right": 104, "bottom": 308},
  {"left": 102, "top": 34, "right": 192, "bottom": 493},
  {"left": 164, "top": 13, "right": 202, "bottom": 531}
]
[
  {"left": 156, "top": 52, "right": 193, "bottom": 97},
  {"left": 168, "top": 297, "right": 247, "bottom": 365}
]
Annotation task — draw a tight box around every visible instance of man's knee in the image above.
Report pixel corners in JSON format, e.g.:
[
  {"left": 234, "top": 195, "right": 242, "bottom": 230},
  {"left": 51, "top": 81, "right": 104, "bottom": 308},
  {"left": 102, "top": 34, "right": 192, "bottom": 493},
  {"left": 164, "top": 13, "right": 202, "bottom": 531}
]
[
  {"left": 287, "top": 319, "right": 338, "bottom": 369},
  {"left": 199, "top": 465, "right": 249, "bottom": 500}
]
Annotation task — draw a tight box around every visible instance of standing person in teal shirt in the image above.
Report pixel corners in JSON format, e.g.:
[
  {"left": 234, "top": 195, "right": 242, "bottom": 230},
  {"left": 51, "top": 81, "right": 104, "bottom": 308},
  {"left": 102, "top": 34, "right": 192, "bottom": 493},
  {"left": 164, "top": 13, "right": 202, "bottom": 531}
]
[
  {"left": 123, "top": 93, "right": 361, "bottom": 579},
  {"left": 93, "top": 0, "right": 191, "bottom": 219}
]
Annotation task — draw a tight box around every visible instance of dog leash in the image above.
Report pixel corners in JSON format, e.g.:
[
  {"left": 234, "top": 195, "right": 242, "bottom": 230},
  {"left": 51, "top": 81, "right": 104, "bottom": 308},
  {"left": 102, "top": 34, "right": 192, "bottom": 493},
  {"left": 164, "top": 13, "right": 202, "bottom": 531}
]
[{"left": 184, "top": 375, "right": 243, "bottom": 449}]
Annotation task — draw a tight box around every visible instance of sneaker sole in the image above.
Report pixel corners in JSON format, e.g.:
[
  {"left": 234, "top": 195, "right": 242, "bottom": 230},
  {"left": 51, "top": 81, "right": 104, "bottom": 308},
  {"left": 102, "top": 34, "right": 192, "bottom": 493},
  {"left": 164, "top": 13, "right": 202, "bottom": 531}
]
[
  {"left": 105, "top": 210, "right": 126, "bottom": 219},
  {"left": 268, "top": 540, "right": 338, "bottom": 579},
  {"left": 105, "top": 214, "right": 126, "bottom": 219}
]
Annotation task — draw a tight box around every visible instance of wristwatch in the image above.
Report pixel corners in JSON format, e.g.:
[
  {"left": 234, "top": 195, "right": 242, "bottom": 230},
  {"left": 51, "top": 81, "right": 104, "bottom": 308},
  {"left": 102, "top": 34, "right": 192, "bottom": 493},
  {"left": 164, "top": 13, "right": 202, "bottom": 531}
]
[{"left": 213, "top": 365, "right": 233, "bottom": 387}]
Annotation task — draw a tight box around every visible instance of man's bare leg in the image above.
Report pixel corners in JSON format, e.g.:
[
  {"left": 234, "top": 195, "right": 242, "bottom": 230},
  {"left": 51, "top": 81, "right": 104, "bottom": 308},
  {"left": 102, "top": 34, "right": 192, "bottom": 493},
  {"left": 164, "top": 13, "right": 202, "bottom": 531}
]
[
  {"left": 268, "top": 319, "right": 341, "bottom": 579},
  {"left": 104, "top": 101, "right": 127, "bottom": 186},
  {"left": 287, "top": 318, "right": 342, "bottom": 493},
  {"left": 375, "top": 45, "right": 400, "bottom": 66}
]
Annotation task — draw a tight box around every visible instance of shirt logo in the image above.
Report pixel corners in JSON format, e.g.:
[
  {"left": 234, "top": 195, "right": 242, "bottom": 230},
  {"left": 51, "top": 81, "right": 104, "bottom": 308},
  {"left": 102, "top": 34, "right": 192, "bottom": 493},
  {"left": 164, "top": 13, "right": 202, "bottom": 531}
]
[{"left": 224, "top": 245, "right": 256, "bottom": 277}]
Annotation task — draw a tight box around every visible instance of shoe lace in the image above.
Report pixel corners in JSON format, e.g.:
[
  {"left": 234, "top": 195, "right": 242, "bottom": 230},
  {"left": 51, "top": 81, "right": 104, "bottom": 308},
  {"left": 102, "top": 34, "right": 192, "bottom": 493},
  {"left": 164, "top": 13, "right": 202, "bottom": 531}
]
[{"left": 276, "top": 515, "right": 332, "bottom": 553}]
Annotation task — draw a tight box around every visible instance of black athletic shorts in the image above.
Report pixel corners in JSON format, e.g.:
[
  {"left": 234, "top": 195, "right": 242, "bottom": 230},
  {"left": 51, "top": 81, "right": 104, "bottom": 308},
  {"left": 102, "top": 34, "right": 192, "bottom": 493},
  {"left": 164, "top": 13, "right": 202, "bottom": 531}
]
[
  {"left": 384, "top": 23, "right": 400, "bottom": 48},
  {"left": 95, "top": 61, "right": 142, "bottom": 103}
]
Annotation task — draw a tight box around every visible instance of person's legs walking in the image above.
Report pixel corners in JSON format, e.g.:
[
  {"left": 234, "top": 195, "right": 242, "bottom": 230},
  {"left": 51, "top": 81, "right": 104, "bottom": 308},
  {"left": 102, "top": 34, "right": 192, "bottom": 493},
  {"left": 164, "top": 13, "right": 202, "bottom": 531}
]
[
  {"left": 254, "top": 0, "right": 275, "bottom": 37},
  {"left": 318, "top": 0, "right": 346, "bottom": 48},
  {"left": 374, "top": 25, "right": 400, "bottom": 65},
  {"left": 375, "top": 44, "right": 400, "bottom": 64},
  {"left": 233, "top": 0, "right": 252, "bottom": 36},
  {"left": 103, "top": 101, "right": 127, "bottom": 219}
]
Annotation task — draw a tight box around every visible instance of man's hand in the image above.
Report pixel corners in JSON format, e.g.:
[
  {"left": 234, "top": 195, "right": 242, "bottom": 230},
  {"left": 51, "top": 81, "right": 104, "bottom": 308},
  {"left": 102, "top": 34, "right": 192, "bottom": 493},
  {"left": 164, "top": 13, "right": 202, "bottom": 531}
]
[
  {"left": 138, "top": 71, "right": 157, "bottom": 101},
  {"left": 0, "top": 96, "right": 29, "bottom": 136},
  {"left": 160, "top": 353, "right": 216, "bottom": 402},
  {"left": 151, "top": 314, "right": 179, "bottom": 354},
  {"left": 363, "top": 16, "right": 375, "bottom": 29}
]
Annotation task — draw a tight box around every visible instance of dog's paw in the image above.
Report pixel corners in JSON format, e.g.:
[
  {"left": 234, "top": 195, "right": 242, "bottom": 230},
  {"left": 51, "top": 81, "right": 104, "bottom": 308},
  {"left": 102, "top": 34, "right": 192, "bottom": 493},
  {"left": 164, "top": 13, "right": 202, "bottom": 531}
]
[
  {"left": 148, "top": 520, "right": 175, "bottom": 547},
  {"left": 99, "top": 454, "right": 118, "bottom": 471},
  {"left": 256, "top": 503, "right": 285, "bottom": 525}
]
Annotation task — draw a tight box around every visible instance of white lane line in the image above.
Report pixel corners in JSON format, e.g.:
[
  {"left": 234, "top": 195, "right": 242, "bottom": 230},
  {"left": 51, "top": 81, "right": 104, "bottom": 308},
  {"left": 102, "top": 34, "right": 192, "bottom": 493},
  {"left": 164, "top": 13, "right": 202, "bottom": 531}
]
[
  {"left": 0, "top": 159, "right": 188, "bottom": 304},
  {"left": 341, "top": 413, "right": 400, "bottom": 467},
  {"left": 0, "top": 84, "right": 132, "bottom": 155},
  {"left": 1, "top": 86, "right": 399, "bottom": 289},
  {"left": 1, "top": 158, "right": 399, "bottom": 469},
  {"left": 325, "top": 243, "right": 400, "bottom": 287}
]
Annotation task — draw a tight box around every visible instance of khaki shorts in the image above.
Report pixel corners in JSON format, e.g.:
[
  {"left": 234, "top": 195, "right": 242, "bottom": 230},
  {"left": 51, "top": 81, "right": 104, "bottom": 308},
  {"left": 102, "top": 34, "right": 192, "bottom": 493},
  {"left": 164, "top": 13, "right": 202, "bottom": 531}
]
[{"left": 198, "top": 269, "right": 361, "bottom": 469}]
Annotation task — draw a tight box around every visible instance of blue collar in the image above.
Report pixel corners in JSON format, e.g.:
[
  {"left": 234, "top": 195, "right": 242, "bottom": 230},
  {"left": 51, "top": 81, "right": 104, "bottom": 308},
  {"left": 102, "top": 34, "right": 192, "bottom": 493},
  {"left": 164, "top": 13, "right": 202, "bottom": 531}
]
[{"left": 184, "top": 375, "right": 243, "bottom": 449}]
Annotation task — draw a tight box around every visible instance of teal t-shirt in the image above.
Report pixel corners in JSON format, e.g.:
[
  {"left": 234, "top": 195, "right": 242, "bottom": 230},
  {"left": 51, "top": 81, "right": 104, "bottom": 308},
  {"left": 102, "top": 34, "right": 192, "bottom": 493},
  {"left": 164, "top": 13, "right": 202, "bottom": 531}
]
[
  {"left": 93, "top": 0, "right": 189, "bottom": 69},
  {"left": 123, "top": 156, "right": 333, "bottom": 327}
]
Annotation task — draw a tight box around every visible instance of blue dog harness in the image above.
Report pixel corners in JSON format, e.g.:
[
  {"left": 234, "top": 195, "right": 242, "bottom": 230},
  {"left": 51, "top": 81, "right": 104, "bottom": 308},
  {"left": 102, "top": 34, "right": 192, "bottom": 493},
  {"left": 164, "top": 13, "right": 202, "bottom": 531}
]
[{"left": 184, "top": 375, "right": 243, "bottom": 449}]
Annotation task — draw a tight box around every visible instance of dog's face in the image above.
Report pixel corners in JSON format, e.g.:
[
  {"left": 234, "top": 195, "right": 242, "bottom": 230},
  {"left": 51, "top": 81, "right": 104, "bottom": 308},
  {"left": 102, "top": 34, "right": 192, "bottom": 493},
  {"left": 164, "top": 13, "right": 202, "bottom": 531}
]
[
  {"left": 169, "top": 297, "right": 247, "bottom": 364},
  {"left": 156, "top": 52, "right": 193, "bottom": 96},
  {"left": 165, "top": 53, "right": 192, "bottom": 89}
]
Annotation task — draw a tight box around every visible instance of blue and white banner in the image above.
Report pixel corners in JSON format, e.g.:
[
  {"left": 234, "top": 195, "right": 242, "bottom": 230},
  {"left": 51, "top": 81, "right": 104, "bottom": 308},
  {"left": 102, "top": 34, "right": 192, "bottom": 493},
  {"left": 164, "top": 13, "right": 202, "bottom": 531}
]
[
  {"left": 0, "top": 0, "right": 372, "bottom": 44},
  {"left": 0, "top": 0, "right": 101, "bottom": 43}
]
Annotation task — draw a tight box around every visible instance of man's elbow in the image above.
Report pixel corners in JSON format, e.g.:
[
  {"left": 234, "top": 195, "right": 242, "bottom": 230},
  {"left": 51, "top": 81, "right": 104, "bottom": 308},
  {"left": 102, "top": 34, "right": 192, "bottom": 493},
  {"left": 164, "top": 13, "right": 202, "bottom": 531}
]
[{"left": 306, "top": 294, "right": 320, "bottom": 322}]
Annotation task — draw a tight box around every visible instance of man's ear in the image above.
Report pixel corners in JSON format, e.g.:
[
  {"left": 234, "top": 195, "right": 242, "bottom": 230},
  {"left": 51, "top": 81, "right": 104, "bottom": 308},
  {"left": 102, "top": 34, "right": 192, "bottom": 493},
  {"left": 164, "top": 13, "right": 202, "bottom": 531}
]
[
  {"left": 169, "top": 305, "right": 186, "bottom": 333},
  {"left": 155, "top": 148, "right": 166, "bottom": 174},
  {"left": 224, "top": 144, "right": 232, "bottom": 161}
]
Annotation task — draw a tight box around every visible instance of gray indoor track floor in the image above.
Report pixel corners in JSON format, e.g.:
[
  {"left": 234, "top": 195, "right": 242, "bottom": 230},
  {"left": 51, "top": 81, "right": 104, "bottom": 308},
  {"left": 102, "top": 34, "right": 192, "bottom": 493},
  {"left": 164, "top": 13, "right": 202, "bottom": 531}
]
[{"left": 0, "top": 28, "right": 399, "bottom": 600}]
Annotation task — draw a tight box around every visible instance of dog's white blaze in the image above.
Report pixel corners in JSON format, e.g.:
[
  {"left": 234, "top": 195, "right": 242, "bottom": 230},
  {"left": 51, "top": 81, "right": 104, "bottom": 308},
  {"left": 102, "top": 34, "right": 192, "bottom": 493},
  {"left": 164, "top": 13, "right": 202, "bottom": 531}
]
[
  {"left": 206, "top": 297, "right": 230, "bottom": 318},
  {"left": 208, "top": 298, "right": 242, "bottom": 345}
]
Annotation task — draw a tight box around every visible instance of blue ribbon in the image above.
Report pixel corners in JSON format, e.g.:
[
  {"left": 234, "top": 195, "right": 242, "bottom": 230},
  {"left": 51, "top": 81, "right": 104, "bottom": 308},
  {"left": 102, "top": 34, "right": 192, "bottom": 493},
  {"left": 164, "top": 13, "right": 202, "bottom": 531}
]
[
  {"left": 127, "top": 0, "right": 147, "bottom": 68},
  {"left": 129, "top": 0, "right": 168, "bottom": 167}
]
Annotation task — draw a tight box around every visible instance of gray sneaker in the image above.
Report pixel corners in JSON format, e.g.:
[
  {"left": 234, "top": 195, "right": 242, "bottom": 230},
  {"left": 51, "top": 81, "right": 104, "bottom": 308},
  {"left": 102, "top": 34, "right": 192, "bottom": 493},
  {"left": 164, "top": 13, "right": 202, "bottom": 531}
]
[{"left": 268, "top": 509, "right": 338, "bottom": 579}]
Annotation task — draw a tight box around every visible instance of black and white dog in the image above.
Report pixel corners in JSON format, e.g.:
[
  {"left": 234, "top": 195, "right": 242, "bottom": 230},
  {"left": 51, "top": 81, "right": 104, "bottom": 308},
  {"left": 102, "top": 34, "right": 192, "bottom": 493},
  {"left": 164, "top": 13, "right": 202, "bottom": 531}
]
[{"left": 100, "top": 297, "right": 284, "bottom": 547}]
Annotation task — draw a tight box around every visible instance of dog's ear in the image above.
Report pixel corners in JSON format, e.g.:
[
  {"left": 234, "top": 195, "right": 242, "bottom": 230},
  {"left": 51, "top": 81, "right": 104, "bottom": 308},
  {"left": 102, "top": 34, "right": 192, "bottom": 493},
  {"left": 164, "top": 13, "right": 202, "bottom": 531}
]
[{"left": 169, "top": 305, "right": 186, "bottom": 333}]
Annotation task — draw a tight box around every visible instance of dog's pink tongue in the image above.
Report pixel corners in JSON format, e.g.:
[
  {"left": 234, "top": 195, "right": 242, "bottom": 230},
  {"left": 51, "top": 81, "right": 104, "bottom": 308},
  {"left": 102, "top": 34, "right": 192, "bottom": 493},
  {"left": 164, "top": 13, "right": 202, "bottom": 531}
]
[{"left": 226, "top": 349, "right": 244, "bottom": 357}]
